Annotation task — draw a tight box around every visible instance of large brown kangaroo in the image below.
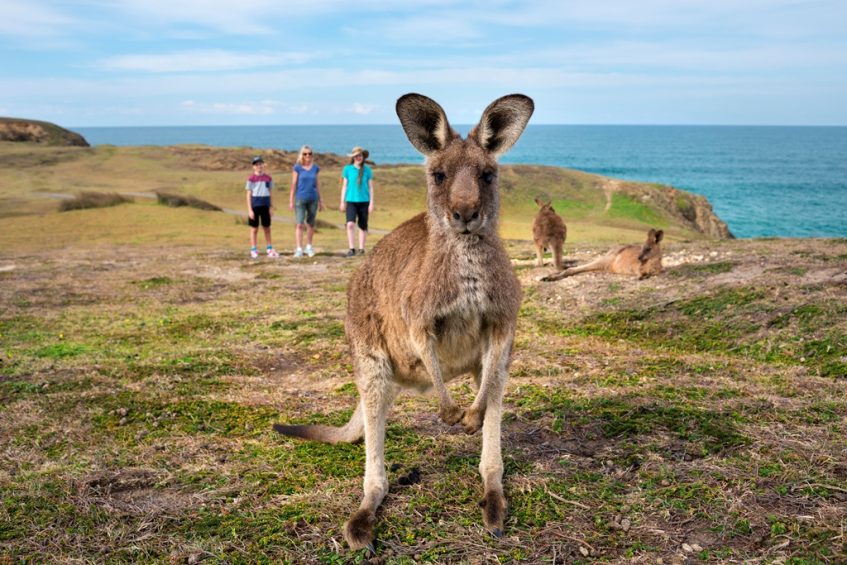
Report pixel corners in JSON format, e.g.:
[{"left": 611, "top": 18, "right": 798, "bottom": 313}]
[
  {"left": 532, "top": 198, "right": 567, "bottom": 270},
  {"left": 273, "top": 93, "right": 534, "bottom": 551},
  {"left": 540, "top": 228, "right": 664, "bottom": 281}
]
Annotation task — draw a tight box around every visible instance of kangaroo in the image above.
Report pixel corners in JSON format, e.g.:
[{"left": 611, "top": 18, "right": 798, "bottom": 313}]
[
  {"left": 540, "top": 228, "right": 664, "bottom": 281},
  {"left": 532, "top": 198, "right": 567, "bottom": 270},
  {"left": 273, "top": 93, "right": 534, "bottom": 551}
]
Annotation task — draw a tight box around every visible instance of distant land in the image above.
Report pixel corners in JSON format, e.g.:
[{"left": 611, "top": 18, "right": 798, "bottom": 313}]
[{"left": 0, "top": 117, "right": 89, "bottom": 147}]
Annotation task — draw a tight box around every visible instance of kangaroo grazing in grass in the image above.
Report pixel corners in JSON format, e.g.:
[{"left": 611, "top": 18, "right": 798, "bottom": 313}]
[
  {"left": 273, "top": 93, "right": 534, "bottom": 551},
  {"left": 532, "top": 198, "right": 567, "bottom": 270},
  {"left": 540, "top": 228, "right": 664, "bottom": 281}
]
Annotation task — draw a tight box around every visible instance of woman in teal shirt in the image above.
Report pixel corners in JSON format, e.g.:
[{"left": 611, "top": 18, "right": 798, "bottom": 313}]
[{"left": 339, "top": 146, "right": 374, "bottom": 257}]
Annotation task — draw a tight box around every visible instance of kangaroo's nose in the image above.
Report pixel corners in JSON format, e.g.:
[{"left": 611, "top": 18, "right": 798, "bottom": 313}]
[{"left": 452, "top": 207, "right": 480, "bottom": 224}]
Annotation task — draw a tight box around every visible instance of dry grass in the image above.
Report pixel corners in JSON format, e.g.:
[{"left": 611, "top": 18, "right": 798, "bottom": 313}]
[{"left": 1, "top": 234, "right": 845, "bottom": 564}]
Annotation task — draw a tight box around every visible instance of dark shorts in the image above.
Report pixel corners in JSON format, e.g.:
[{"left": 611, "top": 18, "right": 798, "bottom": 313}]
[
  {"left": 295, "top": 199, "right": 318, "bottom": 226},
  {"left": 249, "top": 206, "right": 271, "bottom": 228},
  {"left": 345, "top": 201, "right": 369, "bottom": 231}
]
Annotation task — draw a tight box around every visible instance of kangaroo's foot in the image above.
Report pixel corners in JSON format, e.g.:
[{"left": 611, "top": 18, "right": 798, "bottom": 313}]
[
  {"left": 439, "top": 402, "right": 464, "bottom": 426},
  {"left": 480, "top": 488, "right": 507, "bottom": 539},
  {"left": 460, "top": 406, "right": 485, "bottom": 434},
  {"left": 344, "top": 508, "right": 377, "bottom": 552}
]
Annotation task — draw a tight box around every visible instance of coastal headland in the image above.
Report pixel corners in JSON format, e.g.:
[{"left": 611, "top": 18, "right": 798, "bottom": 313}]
[{"left": 0, "top": 130, "right": 845, "bottom": 563}]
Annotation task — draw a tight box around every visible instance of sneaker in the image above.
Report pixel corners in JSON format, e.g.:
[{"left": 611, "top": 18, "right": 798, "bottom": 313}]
[
  {"left": 358, "top": 249, "right": 365, "bottom": 255},
  {"left": 267, "top": 248, "right": 279, "bottom": 258},
  {"left": 345, "top": 249, "right": 356, "bottom": 258},
  {"left": 250, "top": 248, "right": 259, "bottom": 259},
  {"left": 293, "top": 247, "right": 304, "bottom": 258},
  {"left": 305, "top": 244, "right": 315, "bottom": 258}
]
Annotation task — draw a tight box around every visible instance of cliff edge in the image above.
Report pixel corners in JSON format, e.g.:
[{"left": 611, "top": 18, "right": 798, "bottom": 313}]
[{"left": 0, "top": 118, "right": 89, "bottom": 147}]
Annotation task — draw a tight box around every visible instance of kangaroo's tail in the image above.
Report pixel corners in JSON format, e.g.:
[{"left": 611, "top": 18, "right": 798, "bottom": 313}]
[{"left": 273, "top": 401, "right": 364, "bottom": 444}]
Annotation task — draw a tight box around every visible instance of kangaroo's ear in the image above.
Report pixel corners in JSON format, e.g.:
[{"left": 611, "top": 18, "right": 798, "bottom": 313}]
[
  {"left": 396, "top": 93, "right": 453, "bottom": 157},
  {"left": 471, "top": 94, "right": 534, "bottom": 158},
  {"left": 654, "top": 229, "right": 664, "bottom": 243},
  {"left": 534, "top": 197, "right": 543, "bottom": 207}
]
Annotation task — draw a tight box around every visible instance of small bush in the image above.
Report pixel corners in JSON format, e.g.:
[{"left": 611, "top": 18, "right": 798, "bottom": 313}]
[
  {"left": 59, "top": 192, "right": 131, "bottom": 212},
  {"left": 155, "top": 191, "right": 222, "bottom": 211},
  {"left": 314, "top": 218, "right": 338, "bottom": 230}
]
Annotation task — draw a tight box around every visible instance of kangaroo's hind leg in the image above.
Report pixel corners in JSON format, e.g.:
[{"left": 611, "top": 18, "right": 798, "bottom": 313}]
[
  {"left": 535, "top": 242, "right": 545, "bottom": 266},
  {"left": 460, "top": 326, "right": 512, "bottom": 536},
  {"left": 343, "top": 351, "right": 399, "bottom": 551}
]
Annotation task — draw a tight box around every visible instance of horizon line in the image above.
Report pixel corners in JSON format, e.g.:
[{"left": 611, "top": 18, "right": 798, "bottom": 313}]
[{"left": 68, "top": 122, "right": 847, "bottom": 129}]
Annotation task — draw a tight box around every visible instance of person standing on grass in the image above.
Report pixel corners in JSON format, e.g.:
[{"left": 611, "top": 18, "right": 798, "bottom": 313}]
[
  {"left": 246, "top": 156, "right": 279, "bottom": 259},
  {"left": 289, "top": 145, "right": 324, "bottom": 258},
  {"left": 339, "top": 146, "right": 374, "bottom": 257}
]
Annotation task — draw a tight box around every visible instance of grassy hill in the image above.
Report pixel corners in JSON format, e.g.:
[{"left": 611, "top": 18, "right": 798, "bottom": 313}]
[{"left": 0, "top": 142, "right": 730, "bottom": 252}]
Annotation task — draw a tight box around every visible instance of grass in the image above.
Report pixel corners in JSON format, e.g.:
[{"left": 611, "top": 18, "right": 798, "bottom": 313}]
[{"left": 0, "top": 144, "right": 845, "bottom": 563}]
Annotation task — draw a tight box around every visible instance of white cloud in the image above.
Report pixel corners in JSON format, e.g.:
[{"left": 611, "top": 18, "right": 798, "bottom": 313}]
[
  {"left": 352, "top": 103, "right": 378, "bottom": 115},
  {"left": 99, "top": 50, "right": 317, "bottom": 73},
  {"left": 0, "top": 0, "right": 76, "bottom": 38},
  {"left": 181, "top": 99, "right": 280, "bottom": 115}
]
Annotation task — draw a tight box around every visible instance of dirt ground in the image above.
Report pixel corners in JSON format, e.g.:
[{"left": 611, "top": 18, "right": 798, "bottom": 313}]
[{"left": 1, "top": 236, "right": 845, "bottom": 563}]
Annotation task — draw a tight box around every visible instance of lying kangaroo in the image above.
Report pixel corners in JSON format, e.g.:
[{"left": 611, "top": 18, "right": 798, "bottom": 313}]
[
  {"left": 274, "top": 93, "right": 534, "bottom": 551},
  {"left": 540, "top": 228, "right": 664, "bottom": 281},
  {"left": 532, "top": 198, "right": 567, "bottom": 270}
]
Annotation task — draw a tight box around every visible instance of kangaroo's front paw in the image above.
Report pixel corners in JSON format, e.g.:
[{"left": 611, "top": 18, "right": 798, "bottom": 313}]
[
  {"left": 439, "top": 403, "right": 463, "bottom": 426},
  {"left": 344, "top": 509, "right": 376, "bottom": 552},
  {"left": 461, "top": 407, "right": 484, "bottom": 434}
]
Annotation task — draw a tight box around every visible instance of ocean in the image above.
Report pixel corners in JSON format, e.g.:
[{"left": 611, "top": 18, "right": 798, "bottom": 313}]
[{"left": 74, "top": 124, "right": 847, "bottom": 239}]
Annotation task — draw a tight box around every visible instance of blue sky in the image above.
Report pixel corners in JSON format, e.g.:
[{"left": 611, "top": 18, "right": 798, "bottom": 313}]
[{"left": 1, "top": 0, "right": 846, "bottom": 126}]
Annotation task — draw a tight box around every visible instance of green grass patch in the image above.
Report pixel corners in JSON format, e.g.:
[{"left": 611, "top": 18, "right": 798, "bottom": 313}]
[{"left": 607, "top": 193, "right": 666, "bottom": 226}]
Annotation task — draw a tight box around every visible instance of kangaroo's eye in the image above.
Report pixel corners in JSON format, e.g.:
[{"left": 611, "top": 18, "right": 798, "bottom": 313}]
[
  {"left": 481, "top": 171, "right": 495, "bottom": 184},
  {"left": 433, "top": 171, "right": 447, "bottom": 185}
]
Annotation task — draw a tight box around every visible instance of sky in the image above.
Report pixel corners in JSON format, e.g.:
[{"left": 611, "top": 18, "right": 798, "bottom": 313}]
[{"left": 1, "top": 0, "right": 846, "bottom": 127}]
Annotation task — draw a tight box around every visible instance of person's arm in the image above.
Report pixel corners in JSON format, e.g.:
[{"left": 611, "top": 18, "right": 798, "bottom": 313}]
[
  {"left": 246, "top": 189, "right": 254, "bottom": 220},
  {"left": 339, "top": 176, "right": 347, "bottom": 212},
  {"left": 268, "top": 179, "right": 273, "bottom": 211},
  {"left": 290, "top": 169, "right": 298, "bottom": 210},
  {"left": 368, "top": 176, "right": 374, "bottom": 213},
  {"left": 315, "top": 170, "right": 324, "bottom": 211}
]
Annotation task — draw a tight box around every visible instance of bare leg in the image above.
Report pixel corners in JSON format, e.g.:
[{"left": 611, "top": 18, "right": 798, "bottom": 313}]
[
  {"left": 358, "top": 228, "right": 367, "bottom": 251},
  {"left": 262, "top": 226, "right": 273, "bottom": 247},
  {"left": 343, "top": 353, "right": 398, "bottom": 551},
  {"left": 295, "top": 223, "right": 304, "bottom": 249},
  {"left": 346, "top": 222, "right": 356, "bottom": 250},
  {"left": 535, "top": 243, "right": 544, "bottom": 267},
  {"left": 306, "top": 224, "right": 315, "bottom": 246},
  {"left": 250, "top": 227, "right": 258, "bottom": 248}
]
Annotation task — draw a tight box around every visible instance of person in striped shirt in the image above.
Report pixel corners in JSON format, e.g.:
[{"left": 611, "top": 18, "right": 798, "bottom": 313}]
[{"left": 246, "top": 156, "right": 279, "bottom": 259}]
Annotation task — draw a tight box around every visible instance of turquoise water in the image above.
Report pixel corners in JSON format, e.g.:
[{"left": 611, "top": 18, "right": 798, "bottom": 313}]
[{"left": 74, "top": 124, "right": 847, "bottom": 238}]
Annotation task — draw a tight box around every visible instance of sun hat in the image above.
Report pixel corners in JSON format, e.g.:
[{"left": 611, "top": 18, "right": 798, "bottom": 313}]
[
  {"left": 347, "top": 146, "right": 369, "bottom": 159},
  {"left": 251, "top": 156, "right": 264, "bottom": 165}
]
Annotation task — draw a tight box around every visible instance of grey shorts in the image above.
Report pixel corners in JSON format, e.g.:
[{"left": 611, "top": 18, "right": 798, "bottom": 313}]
[{"left": 295, "top": 199, "right": 318, "bottom": 226}]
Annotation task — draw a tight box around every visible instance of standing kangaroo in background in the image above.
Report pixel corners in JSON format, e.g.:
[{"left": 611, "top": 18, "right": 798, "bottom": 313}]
[
  {"left": 532, "top": 198, "right": 567, "bottom": 270},
  {"left": 273, "top": 93, "right": 534, "bottom": 551},
  {"left": 540, "top": 228, "right": 664, "bottom": 281}
]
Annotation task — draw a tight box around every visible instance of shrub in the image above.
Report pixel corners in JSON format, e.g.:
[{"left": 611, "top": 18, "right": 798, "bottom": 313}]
[
  {"left": 155, "top": 191, "right": 222, "bottom": 211},
  {"left": 59, "top": 191, "right": 132, "bottom": 211}
]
